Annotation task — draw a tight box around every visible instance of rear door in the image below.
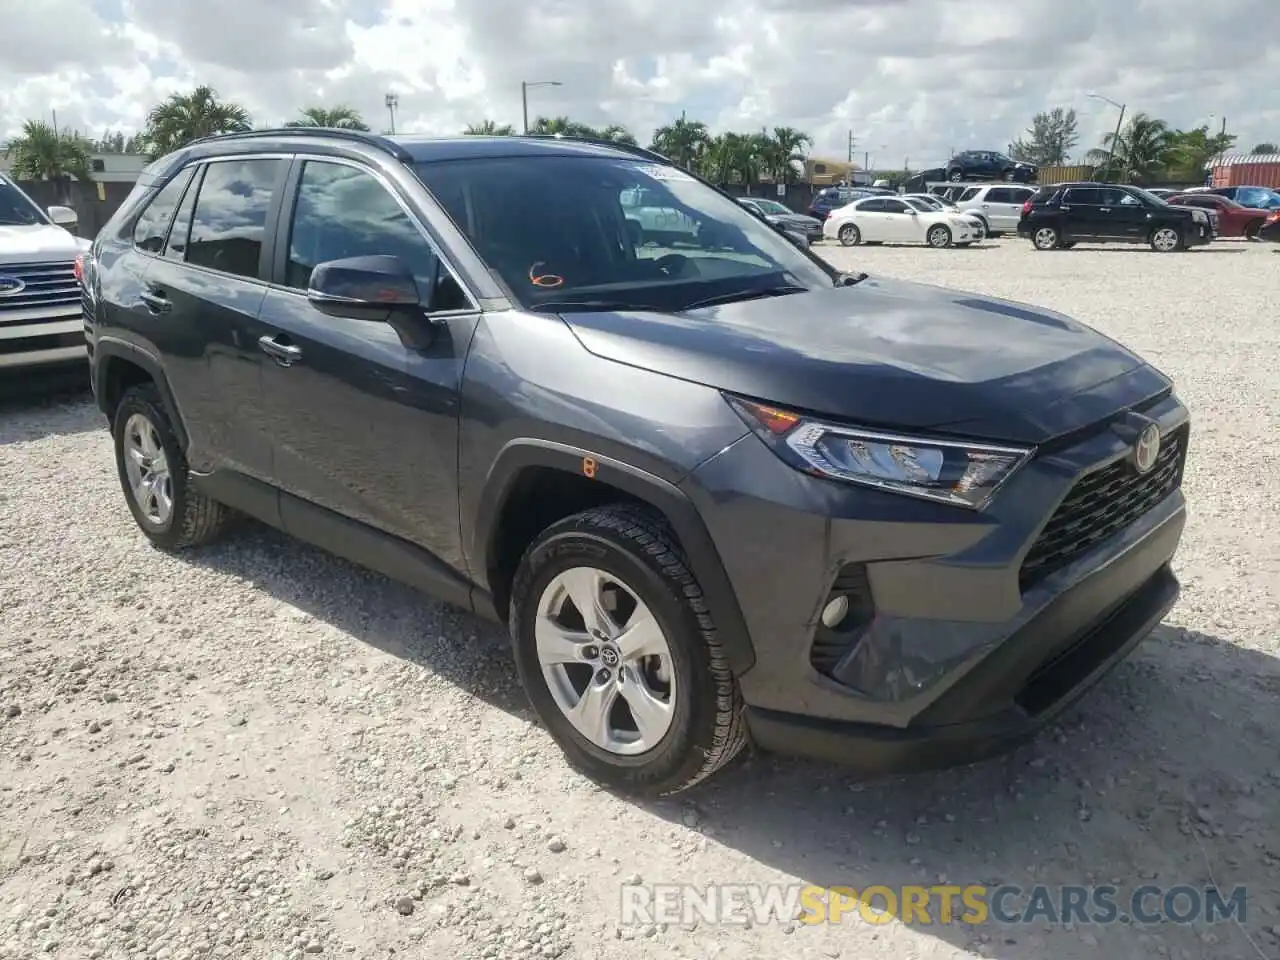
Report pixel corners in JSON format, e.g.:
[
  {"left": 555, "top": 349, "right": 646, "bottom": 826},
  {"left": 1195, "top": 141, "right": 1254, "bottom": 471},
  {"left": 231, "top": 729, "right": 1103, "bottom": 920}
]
[
  {"left": 851, "top": 198, "right": 888, "bottom": 240},
  {"left": 141, "top": 156, "right": 287, "bottom": 481},
  {"left": 256, "top": 155, "right": 481, "bottom": 568}
]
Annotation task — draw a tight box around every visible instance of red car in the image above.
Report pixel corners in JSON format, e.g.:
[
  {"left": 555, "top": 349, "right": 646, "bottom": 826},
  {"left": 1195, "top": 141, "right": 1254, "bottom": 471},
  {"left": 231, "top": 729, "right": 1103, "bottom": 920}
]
[{"left": 1167, "top": 193, "right": 1271, "bottom": 239}]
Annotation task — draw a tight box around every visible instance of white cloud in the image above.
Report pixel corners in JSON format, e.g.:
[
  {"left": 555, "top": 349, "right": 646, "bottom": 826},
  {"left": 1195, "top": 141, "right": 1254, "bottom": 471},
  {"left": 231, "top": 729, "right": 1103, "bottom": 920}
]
[{"left": 1, "top": 0, "right": 1278, "bottom": 167}]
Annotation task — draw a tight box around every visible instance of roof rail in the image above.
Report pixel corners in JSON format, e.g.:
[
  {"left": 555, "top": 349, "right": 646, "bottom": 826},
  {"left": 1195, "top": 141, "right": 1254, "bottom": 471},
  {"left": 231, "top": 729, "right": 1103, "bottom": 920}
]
[
  {"left": 517, "top": 134, "right": 673, "bottom": 165},
  {"left": 183, "top": 126, "right": 413, "bottom": 161}
]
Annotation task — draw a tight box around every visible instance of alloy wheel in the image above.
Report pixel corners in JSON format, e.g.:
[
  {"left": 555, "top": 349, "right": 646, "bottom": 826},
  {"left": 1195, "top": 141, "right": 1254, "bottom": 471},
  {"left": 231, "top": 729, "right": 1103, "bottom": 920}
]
[
  {"left": 838, "top": 223, "right": 860, "bottom": 246},
  {"left": 534, "top": 566, "right": 677, "bottom": 755},
  {"left": 1034, "top": 227, "right": 1058, "bottom": 250},
  {"left": 928, "top": 226, "right": 951, "bottom": 248},
  {"left": 1152, "top": 227, "right": 1180, "bottom": 252},
  {"left": 122, "top": 413, "right": 173, "bottom": 526}
]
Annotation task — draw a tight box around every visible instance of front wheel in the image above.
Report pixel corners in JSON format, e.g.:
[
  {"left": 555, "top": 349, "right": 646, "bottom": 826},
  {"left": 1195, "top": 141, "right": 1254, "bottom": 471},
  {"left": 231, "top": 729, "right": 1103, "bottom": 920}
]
[
  {"left": 1150, "top": 226, "right": 1182, "bottom": 252},
  {"left": 947, "top": 169, "right": 963, "bottom": 182},
  {"left": 1245, "top": 220, "right": 1263, "bottom": 241},
  {"left": 837, "top": 222, "right": 861, "bottom": 246},
  {"left": 509, "top": 505, "right": 746, "bottom": 796},
  {"left": 1032, "top": 225, "right": 1061, "bottom": 250},
  {"left": 927, "top": 224, "right": 952, "bottom": 248}
]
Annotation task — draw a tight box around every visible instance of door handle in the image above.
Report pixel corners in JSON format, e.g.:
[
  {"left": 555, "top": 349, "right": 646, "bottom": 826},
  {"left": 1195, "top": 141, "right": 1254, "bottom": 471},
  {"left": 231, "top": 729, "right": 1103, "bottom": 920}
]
[
  {"left": 258, "top": 335, "right": 303, "bottom": 365},
  {"left": 139, "top": 289, "right": 170, "bottom": 313},
  {"left": 1100, "top": 207, "right": 1112, "bottom": 212},
  {"left": 1059, "top": 205, "right": 1071, "bottom": 211}
]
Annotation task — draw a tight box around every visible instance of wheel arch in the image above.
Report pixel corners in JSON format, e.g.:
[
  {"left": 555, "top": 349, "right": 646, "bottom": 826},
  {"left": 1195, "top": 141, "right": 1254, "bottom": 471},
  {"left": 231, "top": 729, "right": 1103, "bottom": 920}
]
[
  {"left": 93, "top": 340, "right": 189, "bottom": 451},
  {"left": 473, "top": 439, "right": 757, "bottom": 675}
]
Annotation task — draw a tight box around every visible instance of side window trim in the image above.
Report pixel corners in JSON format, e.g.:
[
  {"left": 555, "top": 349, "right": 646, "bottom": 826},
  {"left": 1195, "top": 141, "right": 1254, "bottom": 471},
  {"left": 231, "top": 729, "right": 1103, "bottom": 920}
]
[
  {"left": 162, "top": 163, "right": 206, "bottom": 260},
  {"left": 271, "top": 152, "right": 479, "bottom": 314}
]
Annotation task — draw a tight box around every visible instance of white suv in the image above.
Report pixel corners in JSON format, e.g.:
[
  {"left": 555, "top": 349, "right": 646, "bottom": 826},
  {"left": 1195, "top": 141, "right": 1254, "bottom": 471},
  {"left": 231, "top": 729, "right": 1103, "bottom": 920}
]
[
  {"left": 0, "top": 174, "right": 90, "bottom": 376},
  {"left": 953, "top": 184, "right": 1038, "bottom": 237}
]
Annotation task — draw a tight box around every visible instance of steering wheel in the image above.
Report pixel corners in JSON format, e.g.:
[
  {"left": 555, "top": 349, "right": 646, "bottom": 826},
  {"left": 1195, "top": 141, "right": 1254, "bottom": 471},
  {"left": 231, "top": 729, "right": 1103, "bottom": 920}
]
[{"left": 652, "top": 253, "right": 690, "bottom": 277}]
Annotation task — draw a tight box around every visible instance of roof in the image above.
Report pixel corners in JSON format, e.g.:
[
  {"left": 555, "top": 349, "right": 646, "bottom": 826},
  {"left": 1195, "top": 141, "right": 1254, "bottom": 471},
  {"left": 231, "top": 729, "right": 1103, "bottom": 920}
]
[{"left": 1207, "top": 153, "right": 1280, "bottom": 168}]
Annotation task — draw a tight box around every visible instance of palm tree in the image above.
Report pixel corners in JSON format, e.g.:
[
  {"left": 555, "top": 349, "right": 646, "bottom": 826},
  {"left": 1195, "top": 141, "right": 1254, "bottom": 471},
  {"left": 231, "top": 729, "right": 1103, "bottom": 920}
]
[
  {"left": 1085, "top": 112, "right": 1176, "bottom": 183},
  {"left": 3, "top": 120, "right": 93, "bottom": 199},
  {"left": 288, "top": 106, "right": 369, "bottom": 131},
  {"left": 463, "top": 120, "right": 516, "bottom": 136},
  {"left": 528, "top": 116, "right": 605, "bottom": 138},
  {"left": 649, "top": 115, "right": 711, "bottom": 170},
  {"left": 760, "top": 126, "right": 812, "bottom": 183},
  {"left": 141, "top": 85, "right": 252, "bottom": 157},
  {"left": 598, "top": 124, "right": 637, "bottom": 145}
]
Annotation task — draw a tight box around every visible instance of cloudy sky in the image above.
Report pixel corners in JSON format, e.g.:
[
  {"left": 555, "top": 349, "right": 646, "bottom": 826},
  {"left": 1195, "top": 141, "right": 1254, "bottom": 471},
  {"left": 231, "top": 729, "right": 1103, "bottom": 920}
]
[{"left": 2, "top": 0, "right": 1278, "bottom": 168}]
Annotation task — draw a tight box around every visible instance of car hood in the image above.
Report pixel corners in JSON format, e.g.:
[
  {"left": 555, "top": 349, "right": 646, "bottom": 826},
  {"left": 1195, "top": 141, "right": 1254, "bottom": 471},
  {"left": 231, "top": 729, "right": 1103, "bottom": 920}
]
[
  {"left": 768, "top": 212, "right": 821, "bottom": 228},
  {"left": 558, "top": 277, "right": 1170, "bottom": 445},
  {"left": 0, "top": 223, "right": 86, "bottom": 263}
]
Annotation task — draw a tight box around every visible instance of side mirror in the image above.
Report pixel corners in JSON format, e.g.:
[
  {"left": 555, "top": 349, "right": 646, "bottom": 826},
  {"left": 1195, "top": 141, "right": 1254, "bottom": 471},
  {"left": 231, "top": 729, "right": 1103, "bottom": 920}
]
[
  {"left": 908, "top": 209, "right": 918, "bottom": 216},
  {"left": 308, "top": 255, "right": 421, "bottom": 322},
  {"left": 307, "top": 255, "right": 437, "bottom": 349},
  {"left": 48, "top": 205, "right": 78, "bottom": 227}
]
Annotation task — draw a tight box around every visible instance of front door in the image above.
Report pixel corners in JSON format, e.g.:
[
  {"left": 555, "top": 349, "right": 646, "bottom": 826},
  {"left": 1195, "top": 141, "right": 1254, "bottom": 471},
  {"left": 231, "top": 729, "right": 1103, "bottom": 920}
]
[
  {"left": 878, "top": 198, "right": 921, "bottom": 242},
  {"left": 1104, "top": 189, "right": 1151, "bottom": 240},
  {"left": 256, "top": 157, "right": 480, "bottom": 572}
]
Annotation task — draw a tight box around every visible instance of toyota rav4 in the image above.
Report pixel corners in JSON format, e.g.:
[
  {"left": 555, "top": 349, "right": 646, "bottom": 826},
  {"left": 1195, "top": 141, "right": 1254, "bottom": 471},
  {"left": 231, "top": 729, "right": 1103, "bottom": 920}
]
[{"left": 82, "top": 130, "right": 1190, "bottom": 796}]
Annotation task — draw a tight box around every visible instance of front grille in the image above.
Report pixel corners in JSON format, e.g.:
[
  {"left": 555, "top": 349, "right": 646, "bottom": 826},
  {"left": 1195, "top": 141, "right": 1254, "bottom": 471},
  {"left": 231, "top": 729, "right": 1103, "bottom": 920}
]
[
  {"left": 1019, "top": 424, "right": 1188, "bottom": 591},
  {"left": 0, "top": 260, "right": 80, "bottom": 313},
  {"left": 809, "top": 563, "right": 876, "bottom": 676}
]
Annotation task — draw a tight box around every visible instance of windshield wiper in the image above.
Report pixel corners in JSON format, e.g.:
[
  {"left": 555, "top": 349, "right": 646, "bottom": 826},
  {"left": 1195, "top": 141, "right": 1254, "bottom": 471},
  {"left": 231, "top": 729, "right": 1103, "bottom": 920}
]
[{"left": 682, "top": 284, "right": 808, "bottom": 311}]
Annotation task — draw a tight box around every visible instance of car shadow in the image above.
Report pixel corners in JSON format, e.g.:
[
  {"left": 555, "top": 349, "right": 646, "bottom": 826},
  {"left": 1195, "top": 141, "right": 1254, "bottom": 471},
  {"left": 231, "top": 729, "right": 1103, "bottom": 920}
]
[
  {"left": 181, "top": 524, "right": 1280, "bottom": 959},
  {"left": 0, "top": 383, "right": 99, "bottom": 446},
  {"left": 1068, "top": 247, "right": 1245, "bottom": 255}
]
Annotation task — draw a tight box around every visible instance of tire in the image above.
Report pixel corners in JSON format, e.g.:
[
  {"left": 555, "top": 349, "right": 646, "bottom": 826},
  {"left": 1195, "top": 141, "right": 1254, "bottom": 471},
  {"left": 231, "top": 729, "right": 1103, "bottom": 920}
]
[
  {"left": 112, "top": 383, "right": 231, "bottom": 551},
  {"left": 1149, "top": 225, "right": 1182, "bottom": 252},
  {"left": 509, "top": 505, "right": 746, "bottom": 796},
  {"left": 927, "top": 224, "right": 952, "bottom": 248},
  {"left": 1032, "top": 225, "right": 1061, "bottom": 250},
  {"left": 947, "top": 169, "right": 963, "bottom": 182},
  {"left": 837, "top": 222, "right": 861, "bottom": 246},
  {"left": 1245, "top": 220, "right": 1263, "bottom": 241},
  {"left": 1002, "top": 170, "right": 1015, "bottom": 182}
]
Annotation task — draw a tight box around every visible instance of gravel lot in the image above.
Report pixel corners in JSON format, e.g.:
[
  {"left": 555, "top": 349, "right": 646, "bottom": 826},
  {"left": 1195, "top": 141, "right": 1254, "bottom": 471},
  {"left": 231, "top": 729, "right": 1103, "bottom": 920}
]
[{"left": 2, "top": 239, "right": 1278, "bottom": 960}]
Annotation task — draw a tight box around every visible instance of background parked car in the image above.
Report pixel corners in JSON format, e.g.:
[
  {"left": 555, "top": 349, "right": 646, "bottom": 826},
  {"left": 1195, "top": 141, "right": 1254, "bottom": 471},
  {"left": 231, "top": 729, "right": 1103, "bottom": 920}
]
[
  {"left": 901, "top": 194, "right": 986, "bottom": 238},
  {"left": 952, "top": 183, "right": 1038, "bottom": 237},
  {"left": 737, "top": 196, "right": 824, "bottom": 244},
  {"left": 1205, "top": 185, "right": 1280, "bottom": 209},
  {"left": 805, "top": 186, "right": 887, "bottom": 220},
  {"left": 944, "top": 150, "right": 1037, "bottom": 183},
  {"left": 823, "top": 195, "right": 978, "bottom": 248},
  {"left": 1167, "top": 193, "right": 1269, "bottom": 239},
  {"left": 1018, "top": 182, "right": 1212, "bottom": 252},
  {"left": 620, "top": 184, "right": 699, "bottom": 245}
]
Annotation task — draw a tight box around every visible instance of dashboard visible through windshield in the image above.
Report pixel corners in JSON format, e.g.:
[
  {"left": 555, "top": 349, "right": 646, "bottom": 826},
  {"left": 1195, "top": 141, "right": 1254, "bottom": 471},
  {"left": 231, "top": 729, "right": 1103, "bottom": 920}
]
[{"left": 413, "top": 155, "right": 832, "bottom": 313}]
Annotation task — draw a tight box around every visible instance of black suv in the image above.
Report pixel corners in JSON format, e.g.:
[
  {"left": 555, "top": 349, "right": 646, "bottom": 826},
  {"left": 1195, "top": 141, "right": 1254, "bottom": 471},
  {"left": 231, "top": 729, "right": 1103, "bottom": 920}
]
[
  {"left": 805, "top": 186, "right": 891, "bottom": 220},
  {"left": 1018, "top": 182, "right": 1214, "bottom": 252},
  {"left": 944, "top": 150, "right": 1037, "bottom": 183},
  {"left": 82, "top": 129, "right": 1190, "bottom": 796}
]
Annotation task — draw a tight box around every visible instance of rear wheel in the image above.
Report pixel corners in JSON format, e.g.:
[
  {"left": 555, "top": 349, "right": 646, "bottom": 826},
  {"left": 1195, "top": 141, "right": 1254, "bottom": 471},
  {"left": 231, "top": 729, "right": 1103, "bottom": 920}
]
[
  {"left": 947, "top": 169, "right": 963, "bottom": 182},
  {"left": 509, "top": 505, "right": 746, "bottom": 796},
  {"left": 837, "top": 222, "right": 861, "bottom": 246},
  {"left": 1149, "top": 226, "right": 1182, "bottom": 252},
  {"left": 1245, "top": 219, "right": 1263, "bottom": 241},
  {"left": 112, "top": 384, "right": 231, "bottom": 550},
  {"left": 927, "top": 224, "right": 952, "bottom": 248},
  {"left": 1032, "top": 226, "right": 1061, "bottom": 250}
]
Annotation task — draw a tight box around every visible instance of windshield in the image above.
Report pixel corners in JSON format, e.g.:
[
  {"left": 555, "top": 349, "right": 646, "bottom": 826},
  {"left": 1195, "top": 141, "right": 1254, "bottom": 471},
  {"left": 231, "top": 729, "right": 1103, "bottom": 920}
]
[
  {"left": 751, "top": 198, "right": 793, "bottom": 215},
  {"left": 413, "top": 155, "right": 832, "bottom": 312},
  {"left": 0, "top": 176, "right": 48, "bottom": 227},
  {"left": 1128, "top": 186, "right": 1172, "bottom": 207}
]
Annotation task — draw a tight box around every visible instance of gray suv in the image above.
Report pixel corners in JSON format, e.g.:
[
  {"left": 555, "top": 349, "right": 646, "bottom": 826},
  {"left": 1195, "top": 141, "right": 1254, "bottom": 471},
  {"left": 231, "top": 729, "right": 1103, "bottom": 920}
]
[{"left": 81, "top": 129, "right": 1190, "bottom": 795}]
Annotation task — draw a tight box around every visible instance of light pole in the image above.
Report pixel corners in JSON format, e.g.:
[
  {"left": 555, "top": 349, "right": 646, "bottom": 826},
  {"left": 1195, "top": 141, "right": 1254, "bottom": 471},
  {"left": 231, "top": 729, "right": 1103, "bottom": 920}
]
[
  {"left": 1088, "top": 92, "right": 1125, "bottom": 183},
  {"left": 384, "top": 93, "right": 399, "bottom": 134},
  {"left": 521, "top": 80, "right": 562, "bottom": 134}
]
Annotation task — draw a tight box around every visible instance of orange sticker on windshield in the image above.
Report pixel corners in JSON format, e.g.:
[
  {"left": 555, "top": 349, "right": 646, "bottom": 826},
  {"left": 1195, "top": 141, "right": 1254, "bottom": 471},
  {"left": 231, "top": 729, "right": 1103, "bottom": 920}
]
[
  {"left": 582, "top": 457, "right": 597, "bottom": 479},
  {"left": 529, "top": 262, "right": 564, "bottom": 288}
]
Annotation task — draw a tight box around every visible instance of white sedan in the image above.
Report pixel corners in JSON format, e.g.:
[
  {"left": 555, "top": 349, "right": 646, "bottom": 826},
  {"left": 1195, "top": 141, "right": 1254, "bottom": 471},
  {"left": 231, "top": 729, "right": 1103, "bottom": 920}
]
[
  {"left": 822, "top": 195, "right": 979, "bottom": 248},
  {"left": 901, "top": 194, "right": 987, "bottom": 238}
]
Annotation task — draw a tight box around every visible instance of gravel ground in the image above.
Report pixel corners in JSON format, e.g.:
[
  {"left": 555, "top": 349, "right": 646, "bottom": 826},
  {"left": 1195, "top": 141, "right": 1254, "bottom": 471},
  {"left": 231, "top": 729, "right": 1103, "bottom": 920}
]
[{"left": 2, "top": 238, "right": 1278, "bottom": 960}]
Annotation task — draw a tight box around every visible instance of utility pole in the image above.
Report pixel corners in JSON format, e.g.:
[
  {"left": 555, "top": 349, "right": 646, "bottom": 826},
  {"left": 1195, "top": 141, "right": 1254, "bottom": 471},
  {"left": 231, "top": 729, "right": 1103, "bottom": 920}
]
[
  {"left": 51, "top": 109, "right": 58, "bottom": 140},
  {"left": 847, "top": 130, "right": 854, "bottom": 163},
  {"left": 384, "top": 93, "right": 399, "bottom": 134},
  {"left": 521, "top": 79, "right": 563, "bottom": 135}
]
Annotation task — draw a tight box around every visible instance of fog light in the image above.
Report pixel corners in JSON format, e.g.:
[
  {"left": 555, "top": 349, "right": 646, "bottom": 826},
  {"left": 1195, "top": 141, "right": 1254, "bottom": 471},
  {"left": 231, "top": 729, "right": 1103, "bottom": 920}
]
[{"left": 821, "top": 595, "right": 850, "bottom": 629}]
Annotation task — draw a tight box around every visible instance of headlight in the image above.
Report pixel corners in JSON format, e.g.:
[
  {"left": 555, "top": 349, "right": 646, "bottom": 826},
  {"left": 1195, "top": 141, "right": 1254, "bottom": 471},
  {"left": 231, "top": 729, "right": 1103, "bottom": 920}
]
[{"left": 726, "top": 396, "right": 1033, "bottom": 509}]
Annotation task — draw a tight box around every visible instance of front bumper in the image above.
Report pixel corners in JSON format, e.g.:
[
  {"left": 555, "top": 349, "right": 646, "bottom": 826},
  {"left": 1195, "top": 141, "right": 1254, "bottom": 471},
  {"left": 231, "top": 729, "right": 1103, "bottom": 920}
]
[{"left": 683, "top": 391, "right": 1189, "bottom": 773}]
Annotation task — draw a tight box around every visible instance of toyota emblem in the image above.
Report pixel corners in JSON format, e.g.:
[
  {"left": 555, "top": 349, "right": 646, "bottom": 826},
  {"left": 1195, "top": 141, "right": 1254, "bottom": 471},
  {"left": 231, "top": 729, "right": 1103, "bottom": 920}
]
[
  {"left": 1133, "top": 424, "right": 1161, "bottom": 474},
  {"left": 600, "top": 647, "right": 620, "bottom": 667}
]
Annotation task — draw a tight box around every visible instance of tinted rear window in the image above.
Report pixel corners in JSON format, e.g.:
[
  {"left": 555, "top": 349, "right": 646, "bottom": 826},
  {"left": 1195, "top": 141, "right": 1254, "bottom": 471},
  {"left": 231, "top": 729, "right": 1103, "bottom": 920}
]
[{"left": 0, "top": 175, "right": 46, "bottom": 226}]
